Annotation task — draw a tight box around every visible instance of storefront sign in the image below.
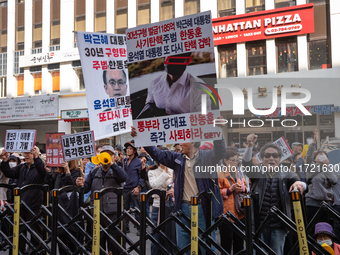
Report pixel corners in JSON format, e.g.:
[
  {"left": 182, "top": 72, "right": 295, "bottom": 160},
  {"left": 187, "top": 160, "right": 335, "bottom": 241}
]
[
  {"left": 5, "top": 130, "right": 36, "bottom": 152},
  {"left": 212, "top": 4, "right": 314, "bottom": 45},
  {"left": 19, "top": 48, "right": 80, "bottom": 68},
  {"left": 264, "top": 105, "right": 339, "bottom": 117},
  {"left": 0, "top": 95, "right": 58, "bottom": 121},
  {"left": 61, "top": 109, "right": 89, "bottom": 119}
]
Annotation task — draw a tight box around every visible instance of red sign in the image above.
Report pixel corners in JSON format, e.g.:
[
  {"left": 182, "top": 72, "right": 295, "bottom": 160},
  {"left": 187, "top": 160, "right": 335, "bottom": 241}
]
[
  {"left": 45, "top": 133, "right": 65, "bottom": 167},
  {"left": 212, "top": 4, "right": 314, "bottom": 45}
]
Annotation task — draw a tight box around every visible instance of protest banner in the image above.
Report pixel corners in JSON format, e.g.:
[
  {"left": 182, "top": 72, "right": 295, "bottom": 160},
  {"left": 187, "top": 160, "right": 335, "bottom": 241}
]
[
  {"left": 126, "top": 11, "right": 220, "bottom": 146},
  {"left": 45, "top": 133, "right": 65, "bottom": 166},
  {"left": 61, "top": 131, "right": 96, "bottom": 161},
  {"left": 256, "top": 136, "right": 293, "bottom": 163},
  {"left": 76, "top": 31, "right": 132, "bottom": 140},
  {"left": 4, "top": 130, "right": 36, "bottom": 152}
]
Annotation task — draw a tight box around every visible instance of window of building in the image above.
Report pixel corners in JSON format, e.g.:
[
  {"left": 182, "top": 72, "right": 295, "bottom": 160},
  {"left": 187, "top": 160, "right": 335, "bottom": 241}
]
[
  {"left": 15, "top": 0, "right": 24, "bottom": 50},
  {"left": 34, "top": 73, "right": 42, "bottom": 94},
  {"left": 217, "top": 0, "right": 235, "bottom": 17},
  {"left": 33, "top": 0, "right": 42, "bottom": 49},
  {"left": 245, "top": 0, "right": 265, "bottom": 13},
  {"left": 0, "top": 76, "right": 6, "bottom": 97},
  {"left": 218, "top": 44, "right": 237, "bottom": 78},
  {"left": 275, "top": 0, "right": 295, "bottom": 8},
  {"left": 184, "top": 0, "right": 200, "bottom": 15},
  {"left": 276, "top": 36, "right": 298, "bottom": 73},
  {"left": 71, "top": 120, "right": 90, "bottom": 133},
  {"left": 246, "top": 40, "right": 267, "bottom": 76},
  {"left": 75, "top": 0, "right": 85, "bottom": 42},
  {"left": 52, "top": 71, "right": 60, "bottom": 92},
  {"left": 14, "top": 50, "right": 24, "bottom": 75},
  {"left": 50, "top": 0, "right": 60, "bottom": 46},
  {"left": 0, "top": 3, "right": 7, "bottom": 53},
  {"left": 0, "top": 29, "right": 6, "bottom": 53},
  {"left": 0, "top": 1, "right": 7, "bottom": 7},
  {"left": 160, "top": 0, "right": 175, "bottom": 21},
  {"left": 307, "top": 0, "right": 331, "bottom": 70},
  {"left": 17, "top": 75, "right": 24, "bottom": 96},
  {"left": 115, "top": 0, "right": 128, "bottom": 34},
  {"left": 48, "top": 63, "right": 60, "bottom": 71},
  {"left": 94, "top": 0, "right": 106, "bottom": 32},
  {"left": 137, "top": 0, "right": 150, "bottom": 26},
  {"left": 0, "top": 52, "right": 6, "bottom": 76},
  {"left": 30, "top": 65, "right": 42, "bottom": 73},
  {"left": 72, "top": 61, "right": 85, "bottom": 90}
]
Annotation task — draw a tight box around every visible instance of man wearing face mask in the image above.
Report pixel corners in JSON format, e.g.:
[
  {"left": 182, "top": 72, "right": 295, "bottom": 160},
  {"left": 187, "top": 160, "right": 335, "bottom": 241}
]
[
  {"left": 136, "top": 52, "right": 211, "bottom": 119},
  {"left": 312, "top": 222, "right": 340, "bottom": 255}
]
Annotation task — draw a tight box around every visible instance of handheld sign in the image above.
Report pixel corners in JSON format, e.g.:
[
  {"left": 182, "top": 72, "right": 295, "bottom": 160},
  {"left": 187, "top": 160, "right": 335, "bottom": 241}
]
[
  {"left": 256, "top": 136, "right": 293, "bottom": 163},
  {"left": 5, "top": 130, "right": 36, "bottom": 152},
  {"left": 61, "top": 131, "right": 96, "bottom": 161},
  {"left": 45, "top": 133, "right": 65, "bottom": 166}
]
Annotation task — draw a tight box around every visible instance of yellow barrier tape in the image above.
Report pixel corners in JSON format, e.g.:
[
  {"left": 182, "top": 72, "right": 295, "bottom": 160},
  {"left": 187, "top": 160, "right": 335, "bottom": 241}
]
[
  {"left": 121, "top": 194, "right": 123, "bottom": 246},
  {"left": 92, "top": 199, "right": 100, "bottom": 255},
  {"left": 13, "top": 194, "right": 20, "bottom": 255},
  {"left": 191, "top": 204, "right": 199, "bottom": 255},
  {"left": 292, "top": 192, "right": 309, "bottom": 255}
]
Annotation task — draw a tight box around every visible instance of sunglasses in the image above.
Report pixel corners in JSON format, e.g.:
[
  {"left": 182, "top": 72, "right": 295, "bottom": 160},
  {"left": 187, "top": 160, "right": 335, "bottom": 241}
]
[{"left": 263, "top": 153, "right": 279, "bottom": 159}]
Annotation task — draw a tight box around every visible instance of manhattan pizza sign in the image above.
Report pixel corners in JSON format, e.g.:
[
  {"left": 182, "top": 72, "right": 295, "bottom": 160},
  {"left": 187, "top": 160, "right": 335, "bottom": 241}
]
[{"left": 212, "top": 3, "right": 314, "bottom": 45}]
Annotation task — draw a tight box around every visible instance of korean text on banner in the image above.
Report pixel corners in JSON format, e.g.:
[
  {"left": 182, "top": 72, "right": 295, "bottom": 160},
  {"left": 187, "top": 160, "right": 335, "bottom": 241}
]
[
  {"left": 126, "top": 11, "right": 221, "bottom": 146},
  {"left": 61, "top": 131, "right": 96, "bottom": 161},
  {"left": 5, "top": 130, "right": 36, "bottom": 152},
  {"left": 76, "top": 32, "right": 132, "bottom": 140},
  {"left": 45, "top": 133, "right": 65, "bottom": 167},
  {"left": 256, "top": 136, "right": 293, "bottom": 163}
]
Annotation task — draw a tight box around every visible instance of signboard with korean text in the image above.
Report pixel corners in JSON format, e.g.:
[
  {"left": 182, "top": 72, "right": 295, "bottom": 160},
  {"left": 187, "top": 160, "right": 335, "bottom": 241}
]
[
  {"left": 5, "top": 130, "right": 36, "bottom": 152},
  {"left": 126, "top": 11, "right": 221, "bottom": 146},
  {"left": 256, "top": 136, "right": 293, "bottom": 163},
  {"left": 76, "top": 31, "right": 132, "bottom": 140},
  {"left": 61, "top": 109, "right": 89, "bottom": 119},
  {"left": 45, "top": 133, "right": 65, "bottom": 167},
  {"left": 212, "top": 4, "right": 314, "bottom": 45},
  {"left": 61, "top": 131, "right": 96, "bottom": 161},
  {"left": 19, "top": 48, "right": 80, "bottom": 68},
  {"left": 0, "top": 95, "right": 58, "bottom": 121}
]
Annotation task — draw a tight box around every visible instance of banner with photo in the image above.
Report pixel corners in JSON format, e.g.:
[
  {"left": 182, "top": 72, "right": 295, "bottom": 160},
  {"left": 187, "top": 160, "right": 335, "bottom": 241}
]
[
  {"left": 76, "top": 31, "right": 132, "bottom": 140},
  {"left": 45, "top": 133, "right": 65, "bottom": 167},
  {"left": 126, "top": 11, "right": 221, "bottom": 146}
]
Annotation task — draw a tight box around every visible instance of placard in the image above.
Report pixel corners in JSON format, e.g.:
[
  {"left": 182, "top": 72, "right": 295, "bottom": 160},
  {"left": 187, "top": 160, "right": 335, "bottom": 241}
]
[
  {"left": 5, "top": 130, "right": 36, "bottom": 152},
  {"left": 76, "top": 31, "right": 132, "bottom": 140},
  {"left": 61, "top": 131, "right": 96, "bottom": 161},
  {"left": 45, "top": 133, "right": 65, "bottom": 166}
]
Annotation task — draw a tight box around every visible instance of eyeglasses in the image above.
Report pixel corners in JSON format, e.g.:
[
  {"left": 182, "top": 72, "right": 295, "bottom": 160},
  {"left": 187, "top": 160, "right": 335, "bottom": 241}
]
[
  {"left": 108, "top": 79, "right": 126, "bottom": 87},
  {"left": 227, "top": 159, "right": 239, "bottom": 163},
  {"left": 263, "top": 153, "right": 279, "bottom": 159}
]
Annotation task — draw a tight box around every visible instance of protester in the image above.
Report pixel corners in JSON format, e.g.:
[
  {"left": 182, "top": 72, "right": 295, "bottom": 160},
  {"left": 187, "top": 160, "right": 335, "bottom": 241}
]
[
  {"left": 173, "top": 143, "right": 181, "bottom": 153},
  {"left": 0, "top": 154, "right": 9, "bottom": 244},
  {"left": 80, "top": 157, "right": 91, "bottom": 172},
  {"left": 138, "top": 152, "right": 152, "bottom": 218},
  {"left": 76, "top": 145, "right": 127, "bottom": 254},
  {"left": 230, "top": 142, "right": 235, "bottom": 147},
  {"left": 243, "top": 134, "right": 305, "bottom": 255},
  {"left": 0, "top": 146, "right": 46, "bottom": 254},
  {"left": 291, "top": 142, "right": 303, "bottom": 154},
  {"left": 312, "top": 222, "right": 340, "bottom": 255},
  {"left": 139, "top": 147, "right": 154, "bottom": 166},
  {"left": 218, "top": 150, "right": 246, "bottom": 254},
  {"left": 45, "top": 160, "right": 80, "bottom": 255}
]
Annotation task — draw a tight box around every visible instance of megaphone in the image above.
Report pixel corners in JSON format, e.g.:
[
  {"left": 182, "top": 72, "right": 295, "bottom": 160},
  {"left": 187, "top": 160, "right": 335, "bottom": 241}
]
[
  {"left": 91, "top": 152, "right": 111, "bottom": 165},
  {"left": 321, "top": 243, "right": 334, "bottom": 255}
]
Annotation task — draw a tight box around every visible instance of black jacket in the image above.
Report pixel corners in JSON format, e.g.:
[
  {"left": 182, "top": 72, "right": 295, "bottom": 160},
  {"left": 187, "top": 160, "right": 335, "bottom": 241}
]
[{"left": 1, "top": 158, "right": 46, "bottom": 212}]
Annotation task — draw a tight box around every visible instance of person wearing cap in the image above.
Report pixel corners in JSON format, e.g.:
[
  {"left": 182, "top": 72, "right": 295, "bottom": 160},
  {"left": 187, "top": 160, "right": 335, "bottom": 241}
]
[
  {"left": 313, "top": 222, "right": 340, "bottom": 255},
  {"left": 173, "top": 144, "right": 181, "bottom": 153},
  {"left": 136, "top": 52, "right": 212, "bottom": 119},
  {"left": 291, "top": 142, "right": 303, "bottom": 154},
  {"left": 200, "top": 142, "right": 214, "bottom": 151},
  {"left": 76, "top": 145, "right": 127, "bottom": 254},
  {"left": 139, "top": 147, "right": 154, "bottom": 166}
]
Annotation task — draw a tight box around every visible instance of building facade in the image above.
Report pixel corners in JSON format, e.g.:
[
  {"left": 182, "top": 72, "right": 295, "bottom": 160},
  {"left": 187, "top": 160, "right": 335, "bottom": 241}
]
[{"left": 0, "top": 0, "right": 338, "bottom": 150}]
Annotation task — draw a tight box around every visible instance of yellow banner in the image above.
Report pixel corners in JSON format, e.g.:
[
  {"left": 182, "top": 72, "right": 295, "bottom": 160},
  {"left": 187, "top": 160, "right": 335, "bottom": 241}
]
[
  {"left": 191, "top": 204, "right": 199, "bottom": 255},
  {"left": 13, "top": 194, "right": 20, "bottom": 255},
  {"left": 92, "top": 199, "right": 100, "bottom": 255}
]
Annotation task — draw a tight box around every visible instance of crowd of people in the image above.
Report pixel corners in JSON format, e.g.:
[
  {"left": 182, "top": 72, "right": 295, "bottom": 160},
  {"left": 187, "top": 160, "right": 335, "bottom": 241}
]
[{"left": 0, "top": 126, "right": 339, "bottom": 255}]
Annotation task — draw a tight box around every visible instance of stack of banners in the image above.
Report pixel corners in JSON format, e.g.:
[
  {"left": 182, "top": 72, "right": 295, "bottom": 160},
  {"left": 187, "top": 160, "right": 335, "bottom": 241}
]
[
  {"left": 76, "top": 32, "right": 132, "bottom": 140},
  {"left": 255, "top": 136, "right": 293, "bottom": 163},
  {"left": 4, "top": 130, "right": 36, "bottom": 152},
  {"left": 61, "top": 131, "right": 96, "bottom": 161},
  {"left": 126, "top": 11, "right": 221, "bottom": 146},
  {"left": 45, "top": 133, "right": 65, "bottom": 166}
]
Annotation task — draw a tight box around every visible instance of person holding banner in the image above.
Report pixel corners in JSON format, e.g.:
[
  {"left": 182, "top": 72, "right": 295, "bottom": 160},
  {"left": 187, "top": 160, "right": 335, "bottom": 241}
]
[
  {"left": 0, "top": 146, "right": 46, "bottom": 254},
  {"left": 242, "top": 134, "right": 306, "bottom": 255},
  {"left": 76, "top": 145, "right": 127, "bottom": 254}
]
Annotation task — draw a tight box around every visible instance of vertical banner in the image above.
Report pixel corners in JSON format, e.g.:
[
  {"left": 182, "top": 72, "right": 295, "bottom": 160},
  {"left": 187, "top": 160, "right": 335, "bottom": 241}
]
[
  {"left": 126, "top": 11, "right": 221, "bottom": 146},
  {"left": 45, "top": 133, "right": 65, "bottom": 166},
  {"left": 61, "top": 131, "right": 96, "bottom": 161},
  {"left": 4, "top": 130, "right": 36, "bottom": 152},
  {"left": 76, "top": 32, "right": 132, "bottom": 140}
]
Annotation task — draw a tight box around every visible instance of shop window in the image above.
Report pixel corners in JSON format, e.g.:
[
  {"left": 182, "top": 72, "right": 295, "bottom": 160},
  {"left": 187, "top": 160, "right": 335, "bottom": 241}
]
[
  {"left": 304, "top": 131, "right": 314, "bottom": 145},
  {"left": 227, "top": 132, "right": 239, "bottom": 147},
  {"left": 273, "top": 131, "right": 285, "bottom": 141},
  {"left": 307, "top": 0, "right": 331, "bottom": 70},
  {"left": 34, "top": 73, "right": 42, "bottom": 94},
  {"left": 137, "top": 0, "right": 150, "bottom": 26},
  {"left": 245, "top": 0, "right": 265, "bottom": 13},
  {"left": 275, "top": 0, "right": 295, "bottom": 8},
  {"left": 14, "top": 50, "right": 24, "bottom": 75},
  {"left": 320, "top": 112, "right": 334, "bottom": 126},
  {"left": 52, "top": 71, "right": 60, "bottom": 92},
  {"left": 276, "top": 36, "right": 298, "bottom": 73},
  {"left": 303, "top": 113, "right": 317, "bottom": 126},
  {"left": 71, "top": 120, "right": 90, "bottom": 133},
  {"left": 184, "top": 0, "right": 200, "bottom": 16},
  {"left": 0, "top": 76, "right": 6, "bottom": 97},
  {"left": 115, "top": 0, "right": 128, "bottom": 34},
  {"left": 74, "top": 0, "right": 85, "bottom": 42},
  {"left": 160, "top": 0, "right": 175, "bottom": 21},
  {"left": 218, "top": 0, "right": 235, "bottom": 17},
  {"left": 17, "top": 75, "right": 24, "bottom": 96},
  {"left": 218, "top": 44, "right": 237, "bottom": 78},
  {"left": 320, "top": 129, "right": 334, "bottom": 142},
  {"left": 246, "top": 40, "right": 267, "bottom": 76}
]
